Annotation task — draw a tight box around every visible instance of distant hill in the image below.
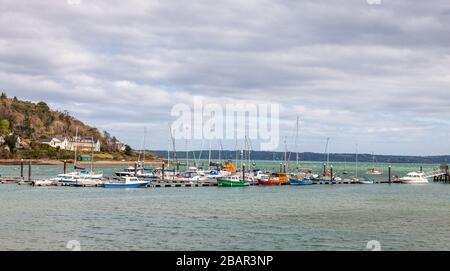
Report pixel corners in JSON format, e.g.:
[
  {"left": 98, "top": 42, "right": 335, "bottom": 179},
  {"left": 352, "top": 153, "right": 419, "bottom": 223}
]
[
  {"left": 151, "top": 150, "right": 450, "bottom": 164},
  {"left": 0, "top": 93, "right": 144, "bottom": 160}
]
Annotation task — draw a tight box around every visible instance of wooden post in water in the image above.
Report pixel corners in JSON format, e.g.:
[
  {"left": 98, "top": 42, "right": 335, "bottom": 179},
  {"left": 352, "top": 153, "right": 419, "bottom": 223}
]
[
  {"left": 242, "top": 163, "right": 245, "bottom": 182},
  {"left": 323, "top": 164, "right": 326, "bottom": 176},
  {"left": 388, "top": 166, "right": 392, "bottom": 184},
  {"left": 162, "top": 162, "right": 165, "bottom": 181},
  {"left": 20, "top": 159, "right": 24, "bottom": 179},
  {"left": 420, "top": 166, "right": 423, "bottom": 173},
  {"left": 63, "top": 160, "right": 67, "bottom": 174},
  {"left": 134, "top": 162, "right": 138, "bottom": 176},
  {"left": 28, "top": 161, "right": 32, "bottom": 181}
]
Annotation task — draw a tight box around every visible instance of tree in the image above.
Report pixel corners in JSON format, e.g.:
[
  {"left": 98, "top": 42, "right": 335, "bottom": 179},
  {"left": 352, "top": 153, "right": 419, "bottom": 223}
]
[
  {"left": 124, "top": 145, "right": 133, "bottom": 156},
  {"left": 4, "top": 134, "right": 17, "bottom": 153},
  {"left": 0, "top": 119, "right": 10, "bottom": 135},
  {"left": 0, "top": 93, "right": 6, "bottom": 99}
]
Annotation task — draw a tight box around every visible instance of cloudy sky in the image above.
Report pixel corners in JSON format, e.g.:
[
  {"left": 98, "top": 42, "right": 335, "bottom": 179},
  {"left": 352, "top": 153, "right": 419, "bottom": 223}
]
[{"left": 1, "top": 0, "right": 450, "bottom": 155}]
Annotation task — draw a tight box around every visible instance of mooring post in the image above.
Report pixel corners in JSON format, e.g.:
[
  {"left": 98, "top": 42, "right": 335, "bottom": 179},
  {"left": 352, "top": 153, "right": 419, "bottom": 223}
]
[
  {"left": 162, "top": 163, "right": 166, "bottom": 180},
  {"left": 63, "top": 160, "right": 67, "bottom": 174},
  {"left": 20, "top": 159, "right": 24, "bottom": 179},
  {"left": 242, "top": 163, "right": 245, "bottom": 182},
  {"left": 323, "top": 164, "right": 326, "bottom": 175},
  {"left": 176, "top": 162, "right": 180, "bottom": 172},
  {"left": 420, "top": 166, "right": 423, "bottom": 173},
  {"left": 134, "top": 162, "right": 138, "bottom": 176},
  {"left": 28, "top": 161, "right": 32, "bottom": 181},
  {"left": 388, "top": 166, "right": 392, "bottom": 184}
]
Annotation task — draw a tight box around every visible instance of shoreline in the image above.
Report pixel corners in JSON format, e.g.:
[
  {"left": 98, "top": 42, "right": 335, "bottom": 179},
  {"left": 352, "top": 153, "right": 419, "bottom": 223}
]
[{"left": 0, "top": 159, "right": 166, "bottom": 166}]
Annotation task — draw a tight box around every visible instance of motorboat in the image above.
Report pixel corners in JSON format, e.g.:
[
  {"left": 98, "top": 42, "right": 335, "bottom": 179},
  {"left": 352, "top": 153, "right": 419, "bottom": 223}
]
[
  {"left": 104, "top": 176, "right": 149, "bottom": 188},
  {"left": 217, "top": 175, "right": 247, "bottom": 187},
  {"left": 399, "top": 172, "right": 429, "bottom": 184}
]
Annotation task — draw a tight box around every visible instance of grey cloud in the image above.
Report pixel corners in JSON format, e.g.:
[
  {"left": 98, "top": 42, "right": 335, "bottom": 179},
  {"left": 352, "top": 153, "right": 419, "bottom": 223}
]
[{"left": 1, "top": 0, "right": 450, "bottom": 154}]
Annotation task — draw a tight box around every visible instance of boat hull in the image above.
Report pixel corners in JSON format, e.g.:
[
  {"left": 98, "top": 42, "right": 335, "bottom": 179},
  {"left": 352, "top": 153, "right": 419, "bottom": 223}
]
[
  {"left": 217, "top": 178, "right": 247, "bottom": 187},
  {"left": 257, "top": 180, "right": 281, "bottom": 186},
  {"left": 104, "top": 182, "right": 148, "bottom": 188},
  {"left": 290, "top": 179, "right": 313, "bottom": 185},
  {"left": 400, "top": 179, "right": 429, "bottom": 184}
]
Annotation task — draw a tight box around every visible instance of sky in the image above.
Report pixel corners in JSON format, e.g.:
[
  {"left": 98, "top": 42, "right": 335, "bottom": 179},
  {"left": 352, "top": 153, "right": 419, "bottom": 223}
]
[{"left": 1, "top": 0, "right": 450, "bottom": 155}]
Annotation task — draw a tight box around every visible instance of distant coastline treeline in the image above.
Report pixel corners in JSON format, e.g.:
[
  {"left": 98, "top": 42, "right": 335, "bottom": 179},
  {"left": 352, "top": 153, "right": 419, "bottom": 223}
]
[{"left": 150, "top": 150, "right": 450, "bottom": 164}]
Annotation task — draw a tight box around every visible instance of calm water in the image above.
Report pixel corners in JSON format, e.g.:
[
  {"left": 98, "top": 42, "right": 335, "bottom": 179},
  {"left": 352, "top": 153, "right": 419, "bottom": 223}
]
[{"left": 1, "top": 162, "right": 449, "bottom": 251}]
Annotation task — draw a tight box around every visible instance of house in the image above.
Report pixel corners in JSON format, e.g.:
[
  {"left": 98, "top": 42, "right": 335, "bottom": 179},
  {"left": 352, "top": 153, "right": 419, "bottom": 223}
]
[
  {"left": 39, "top": 136, "right": 69, "bottom": 150},
  {"left": 15, "top": 136, "right": 22, "bottom": 149},
  {"left": 0, "top": 135, "right": 4, "bottom": 146},
  {"left": 112, "top": 139, "right": 126, "bottom": 152},
  {"left": 67, "top": 137, "right": 101, "bottom": 152}
]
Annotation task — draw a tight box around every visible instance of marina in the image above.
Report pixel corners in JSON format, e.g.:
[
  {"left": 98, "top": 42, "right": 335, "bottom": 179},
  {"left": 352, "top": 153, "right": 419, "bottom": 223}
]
[{"left": 1, "top": 160, "right": 449, "bottom": 188}]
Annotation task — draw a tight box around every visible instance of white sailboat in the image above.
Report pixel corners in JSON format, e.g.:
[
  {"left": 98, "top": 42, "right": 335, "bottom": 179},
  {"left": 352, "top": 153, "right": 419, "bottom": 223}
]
[
  {"left": 57, "top": 128, "right": 103, "bottom": 186},
  {"left": 367, "top": 152, "right": 383, "bottom": 175}
]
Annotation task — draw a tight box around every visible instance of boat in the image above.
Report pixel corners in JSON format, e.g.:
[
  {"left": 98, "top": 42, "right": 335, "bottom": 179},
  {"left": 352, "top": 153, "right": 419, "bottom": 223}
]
[
  {"left": 399, "top": 172, "right": 429, "bottom": 184},
  {"left": 104, "top": 176, "right": 150, "bottom": 188},
  {"left": 217, "top": 175, "right": 247, "bottom": 187},
  {"left": 367, "top": 168, "right": 383, "bottom": 176},
  {"left": 358, "top": 178, "right": 374, "bottom": 184},
  {"left": 32, "top": 179, "right": 55, "bottom": 186},
  {"left": 173, "top": 170, "right": 207, "bottom": 184},
  {"left": 290, "top": 176, "right": 313, "bottom": 185},
  {"left": 367, "top": 153, "right": 383, "bottom": 175},
  {"left": 269, "top": 172, "right": 290, "bottom": 185},
  {"left": 115, "top": 165, "right": 155, "bottom": 178},
  {"left": 258, "top": 173, "right": 280, "bottom": 186},
  {"left": 56, "top": 170, "right": 104, "bottom": 186}
]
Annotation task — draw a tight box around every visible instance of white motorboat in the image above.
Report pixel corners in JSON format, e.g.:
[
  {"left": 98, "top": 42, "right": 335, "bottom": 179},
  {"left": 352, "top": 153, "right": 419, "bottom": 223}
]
[
  {"left": 56, "top": 170, "right": 104, "bottom": 186},
  {"left": 174, "top": 171, "right": 207, "bottom": 184},
  {"left": 32, "top": 179, "right": 55, "bottom": 186},
  {"left": 104, "top": 176, "right": 149, "bottom": 188},
  {"left": 399, "top": 172, "right": 429, "bottom": 184}
]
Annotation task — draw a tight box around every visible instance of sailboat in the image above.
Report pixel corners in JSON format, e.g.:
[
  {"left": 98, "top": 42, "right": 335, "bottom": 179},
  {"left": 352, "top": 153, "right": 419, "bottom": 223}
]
[
  {"left": 56, "top": 128, "right": 103, "bottom": 186},
  {"left": 352, "top": 144, "right": 373, "bottom": 184},
  {"left": 289, "top": 116, "right": 313, "bottom": 185},
  {"left": 367, "top": 152, "right": 383, "bottom": 175}
]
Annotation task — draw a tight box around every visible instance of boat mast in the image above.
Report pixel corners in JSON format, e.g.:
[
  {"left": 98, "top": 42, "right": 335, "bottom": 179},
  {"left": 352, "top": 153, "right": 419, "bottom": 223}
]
[
  {"left": 74, "top": 127, "right": 78, "bottom": 170},
  {"left": 218, "top": 140, "right": 223, "bottom": 164},
  {"left": 296, "top": 117, "right": 299, "bottom": 167},
  {"left": 143, "top": 128, "right": 147, "bottom": 165},
  {"left": 327, "top": 138, "right": 330, "bottom": 166},
  {"left": 90, "top": 136, "right": 94, "bottom": 172},
  {"left": 184, "top": 127, "right": 189, "bottom": 170},
  {"left": 356, "top": 144, "right": 359, "bottom": 179},
  {"left": 284, "top": 136, "right": 288, "bottom": 173},
  {"left": 208, "top": 141, "right": 212, "bottom": 169}
]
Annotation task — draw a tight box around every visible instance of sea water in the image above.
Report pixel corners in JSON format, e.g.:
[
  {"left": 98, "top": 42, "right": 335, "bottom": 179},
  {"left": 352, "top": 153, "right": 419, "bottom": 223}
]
[{"left": 0, "top": 162, "right": 449, "bottom": 251}]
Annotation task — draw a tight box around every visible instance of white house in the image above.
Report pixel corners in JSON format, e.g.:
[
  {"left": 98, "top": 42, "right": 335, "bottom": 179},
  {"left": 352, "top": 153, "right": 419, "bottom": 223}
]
[
  {"left": 67, "top": 137, "right": 101, "bottom": 152},
  {"left": 39, "top": 136, "right": 69, "bottom": 150},
  {"left": 0, "top": 135, "right": 5, "bottom": 146}
]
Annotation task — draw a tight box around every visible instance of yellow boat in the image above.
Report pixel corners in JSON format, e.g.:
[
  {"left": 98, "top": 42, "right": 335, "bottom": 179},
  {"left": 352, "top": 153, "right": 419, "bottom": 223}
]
[{"left": 269, "top": 173, "right": 290, "bottom": 185}]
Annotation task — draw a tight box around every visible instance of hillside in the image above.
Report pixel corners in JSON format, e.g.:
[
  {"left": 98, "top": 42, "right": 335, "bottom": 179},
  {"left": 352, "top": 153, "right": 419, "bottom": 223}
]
[{"left": 0, "top": 93, "right": 149, "bottom": 161}]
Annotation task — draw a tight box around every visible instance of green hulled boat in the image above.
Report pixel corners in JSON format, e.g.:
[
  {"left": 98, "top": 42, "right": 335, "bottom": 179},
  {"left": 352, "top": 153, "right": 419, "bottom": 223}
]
[{"left": 217, "top": 175, "right": 247, "bottom": 187}]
